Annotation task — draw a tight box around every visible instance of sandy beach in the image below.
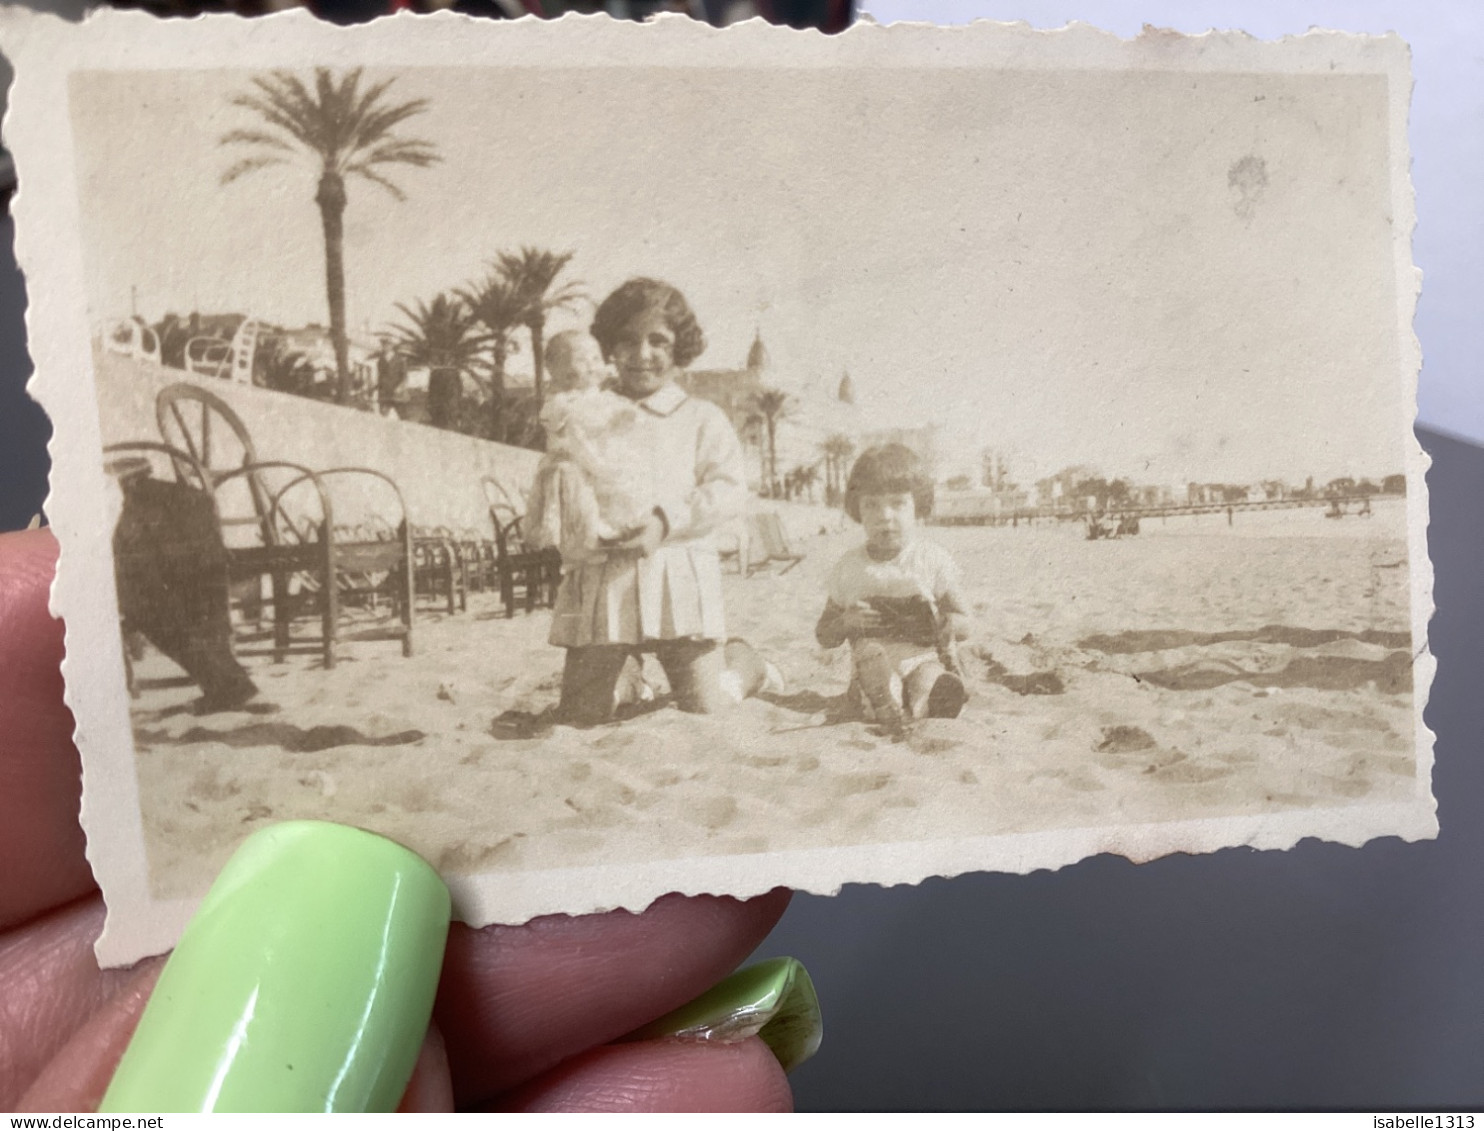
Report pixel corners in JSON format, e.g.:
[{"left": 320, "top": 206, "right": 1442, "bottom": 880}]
[{"left": 126, "top": 497, "right": 1418, "bottom": 900}]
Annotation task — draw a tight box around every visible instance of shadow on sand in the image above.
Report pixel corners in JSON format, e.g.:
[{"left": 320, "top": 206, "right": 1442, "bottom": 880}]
[
  {"left": 1078, "top": 625, "right": 1411, "bottom": 653},
  {"left": 135, "top": 722, "right": 426, "bottom": 752}
]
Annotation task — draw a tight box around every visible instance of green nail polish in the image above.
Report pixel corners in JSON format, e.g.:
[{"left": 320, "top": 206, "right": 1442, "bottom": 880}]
[
  {"left": 100, "top": 821, "right": 450, "bottom": 1113},
  {"left": 627, "top": 957, "right": 822, "bottom": 1073}
]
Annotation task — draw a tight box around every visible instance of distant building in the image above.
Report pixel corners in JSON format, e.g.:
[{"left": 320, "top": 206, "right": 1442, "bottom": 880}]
[
  {"left": 1035, "top": 465, "right": 1099, "bottom": 510},
  {"left": 679, "top": 330, "right": 863, "bottom": 493}
]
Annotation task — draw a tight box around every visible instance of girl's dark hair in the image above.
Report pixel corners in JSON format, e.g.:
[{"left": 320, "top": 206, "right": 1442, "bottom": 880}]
[
  {"left": 844, "top": 443, "right": 935, "bottom": 522},
  {"left": 590, "top": 278, "right": 707, "bottom": 369}
]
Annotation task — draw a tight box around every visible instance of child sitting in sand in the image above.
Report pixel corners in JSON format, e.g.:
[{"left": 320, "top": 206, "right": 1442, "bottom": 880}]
[
  {"left": 527, "top": 329, "right": 654, "bottom": 561},
  {"left": 815, "top": 443, "right": 970, "bottom": 729}
]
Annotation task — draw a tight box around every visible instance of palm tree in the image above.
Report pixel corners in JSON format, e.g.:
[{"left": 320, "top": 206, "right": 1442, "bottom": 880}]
[
  {"left": 495, "top": 247, "right": 585, "bottom": 406},
  {"left": 792, "top": 462, "right": 821, "bottom": 505},
  {"left": 386, "top": 293, "right": 490, "bottom": 431},
  {"left": 821, "top": 432, "right": 856, "bottom": 507},
  {"left": 459, "top": 272, "right": 527, "bottom": 442},
  {"left": 748, "top": 387, "right": 792, "bottom": 498},
  {"left": 220, "top": 69, "right": 440, "bottom": 406}
]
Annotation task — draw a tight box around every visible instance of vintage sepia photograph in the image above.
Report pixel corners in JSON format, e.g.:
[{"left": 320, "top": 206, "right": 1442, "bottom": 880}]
[{"left": 4, "top": 12, "right": 1432, "bottom": 962}]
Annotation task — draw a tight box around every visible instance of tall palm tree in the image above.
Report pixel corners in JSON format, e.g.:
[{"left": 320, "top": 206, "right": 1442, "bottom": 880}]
[
  {"left": 821, "top": 432, "right": 856, "bottom": 507},
  {"left": 495, "top": 247, "right": 585, "bottom": 406},
  {"left": 459, "top": 272, "right": 527, "bottom": 442},
  {"left": 386, "top": 293, "right": 490, "bottom": 431},
  {"left": 748, "top": 387, "right": 792, "bottom": 498},
  {"left": 220, "top": 69, "right": 440, "bottom": 406}
]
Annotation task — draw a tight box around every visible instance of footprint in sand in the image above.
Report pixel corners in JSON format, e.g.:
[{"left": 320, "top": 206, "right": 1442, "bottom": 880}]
[
  {"left": 742, "top": 754, "right": 791, "bottom": 769},
  {"left": 903, "top": 737, "right": 956, "bottom": 759},
  {"left": 1095, "top": 725, "right": 1157, "bottom": 754},
  {"left": 836, "top": 771, "right": 893, "bottom": 796},
  {"left": 189, "top": 767, "right": 242, "bottom": 802},
  {"left": 1064, "top": 770, "right": 1106, "bottom": 792},
  {"left": 1151, "top": 760, "right": 1235, "bottom": 784},
  {"left": 295, "top": 770, "right": 337, "bottom": 797},
  {"left": 1316, "top": 775, "right": 1372, "bottom": 799},
  {"left": 693, "top": 796, "right": 738, "bottom": 830},
  {"left": 438, "top": 835, "right": 524, "bottom": 874},
  {"left": 394, "top": 783, "right": 436, "bottom": 813}
]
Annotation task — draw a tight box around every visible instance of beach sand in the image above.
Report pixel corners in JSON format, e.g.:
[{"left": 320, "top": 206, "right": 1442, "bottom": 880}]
[{"left": 127, "top": 498, "right": 1419, "bottom": 900}]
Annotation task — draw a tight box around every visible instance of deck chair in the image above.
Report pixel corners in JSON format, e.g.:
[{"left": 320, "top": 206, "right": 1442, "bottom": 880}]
[
  {"left": 412, "top": 526, "right": 467, "bottom": 615},
  {"left": 489, "top": 506, "right": 563, "bottom": 618},
  {"left": 745, "top": 511, "right": 806, "bottom": 576},
  {"left": 105, "top": 382, "right": 414, "bottom": 669},
  {"left": 483, "top": 476, "right": 562, "bottom": 618}
]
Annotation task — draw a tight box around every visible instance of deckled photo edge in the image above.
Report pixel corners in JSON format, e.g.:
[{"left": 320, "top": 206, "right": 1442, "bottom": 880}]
[{"left": 0, "top": 12, "right": 1434, "bottom": 967}]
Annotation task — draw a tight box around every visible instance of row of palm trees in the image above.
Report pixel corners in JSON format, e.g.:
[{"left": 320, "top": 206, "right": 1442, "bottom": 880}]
[
  {"left": 387, "top": 248, "right": 584, "bottom": 445},
  {"left": 741, "top": 385, "right": 856, "bottom": 507},
  {"left": 217, "top": 67, "right": 585, "bottom": 446},
  {"left": 769, "top": 434, "right": 857, "bottom": 508},
  {"left": 212, "top": 67, "right": 866, "bottom": 490}
]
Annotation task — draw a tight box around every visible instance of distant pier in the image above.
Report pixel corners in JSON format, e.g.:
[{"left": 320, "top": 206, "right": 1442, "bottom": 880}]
[{"left": 931, "top": 493, "right": 1397, "bottom": 527}]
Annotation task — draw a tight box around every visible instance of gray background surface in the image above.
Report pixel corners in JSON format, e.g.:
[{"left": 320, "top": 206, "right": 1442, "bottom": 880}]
[
  {"left": 758, "top": 429, "right": 1483, "bottom": 1107},
  {"left": 863, "top": 0, "right": 1484, "bottom": 450},
  {"left": 2, "top": 2, "right": 1481, "bottom": 1108}
]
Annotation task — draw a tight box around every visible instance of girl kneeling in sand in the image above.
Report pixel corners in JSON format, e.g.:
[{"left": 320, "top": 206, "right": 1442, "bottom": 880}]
[
  {"left": 546, "top": 278, "right": 776, "bottom": 724},
  {"left": 815, "top": 444, "right": 970, "bottom": 730}
]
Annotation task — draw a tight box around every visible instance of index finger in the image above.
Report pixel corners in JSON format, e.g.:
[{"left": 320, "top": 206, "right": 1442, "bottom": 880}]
[{"left": 436, "top": 888, "right": 791, "bottom": 1107}]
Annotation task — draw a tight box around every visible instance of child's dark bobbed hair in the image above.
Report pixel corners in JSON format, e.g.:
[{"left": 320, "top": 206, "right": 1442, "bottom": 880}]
[
  {"left": 590, "top": 278, "right": 707, "bottom": 369},
  {"left": 844, "top": 443, "right": 935, "bottom": 523}
]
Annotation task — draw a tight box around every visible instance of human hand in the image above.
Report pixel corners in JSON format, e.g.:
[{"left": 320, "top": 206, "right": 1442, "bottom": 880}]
[
  {"left": 838, "top": 601, "right": 885, "bottom": 637},
  {"left": 604, "top": 510, "right": 666, "bottom": 557},
  {"left": 0, "top": 527, "right": 808, "bottom": 1112}
]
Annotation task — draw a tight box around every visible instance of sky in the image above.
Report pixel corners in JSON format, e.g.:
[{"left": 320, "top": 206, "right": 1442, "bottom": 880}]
[
  {"left": 862, "top": 0, "right": 1484, "bottom": 450},
  {"left": 69, "top": 59, "right": 1409, "bottom": 487}
]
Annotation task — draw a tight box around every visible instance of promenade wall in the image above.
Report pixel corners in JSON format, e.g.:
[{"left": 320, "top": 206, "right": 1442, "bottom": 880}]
[
  {"left": 94, "top": 348, "right": 850, "bottom": 547},
  {"left": 94, "top": 349, "right": 540, "bottom": 535}
]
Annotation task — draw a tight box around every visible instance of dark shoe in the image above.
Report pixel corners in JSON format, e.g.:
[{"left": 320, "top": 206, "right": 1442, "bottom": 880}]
[
  {"left": 925, "top": 671, "right": 968, "bottom": 719},
  {"left": 194, "top": 673, "right": 259, "bottom": 714}
]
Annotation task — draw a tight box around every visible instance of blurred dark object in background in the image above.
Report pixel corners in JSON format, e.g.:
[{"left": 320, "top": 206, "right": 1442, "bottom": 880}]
[{"left": 88, "top": 0, "right": 853, "bottom": 31}]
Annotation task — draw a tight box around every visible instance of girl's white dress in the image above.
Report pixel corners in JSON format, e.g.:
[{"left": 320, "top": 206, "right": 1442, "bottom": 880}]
[{"left": 543, "top": 381, "right": 747, "bottom": 648}]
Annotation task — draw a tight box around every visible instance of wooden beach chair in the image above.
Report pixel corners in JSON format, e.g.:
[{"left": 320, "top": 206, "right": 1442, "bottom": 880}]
[
  {"left": 105, "top": 382, "right": 414, "bottom": 669},
  {"left": 745, "top": 511, "right": 806, "bottom": 576},
  {"left": 411, "top": 526, "right": 467, "bottom": 616},
  {"left": 483, "top": 476, "right": 562, "bottom": 618}
]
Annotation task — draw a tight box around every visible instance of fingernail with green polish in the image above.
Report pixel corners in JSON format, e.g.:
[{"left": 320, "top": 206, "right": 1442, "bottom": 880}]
[
  {"left": 100, "top": 821, "right": 451, "bottom": 1113},
  {"left": 627, "top": 957, "right": 822, "bottom": 1073}
]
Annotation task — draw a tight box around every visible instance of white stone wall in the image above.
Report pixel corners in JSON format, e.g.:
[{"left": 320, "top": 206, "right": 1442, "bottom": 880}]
[{"left": 94, "top": 348, "right": 540, "bottom": 538}]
